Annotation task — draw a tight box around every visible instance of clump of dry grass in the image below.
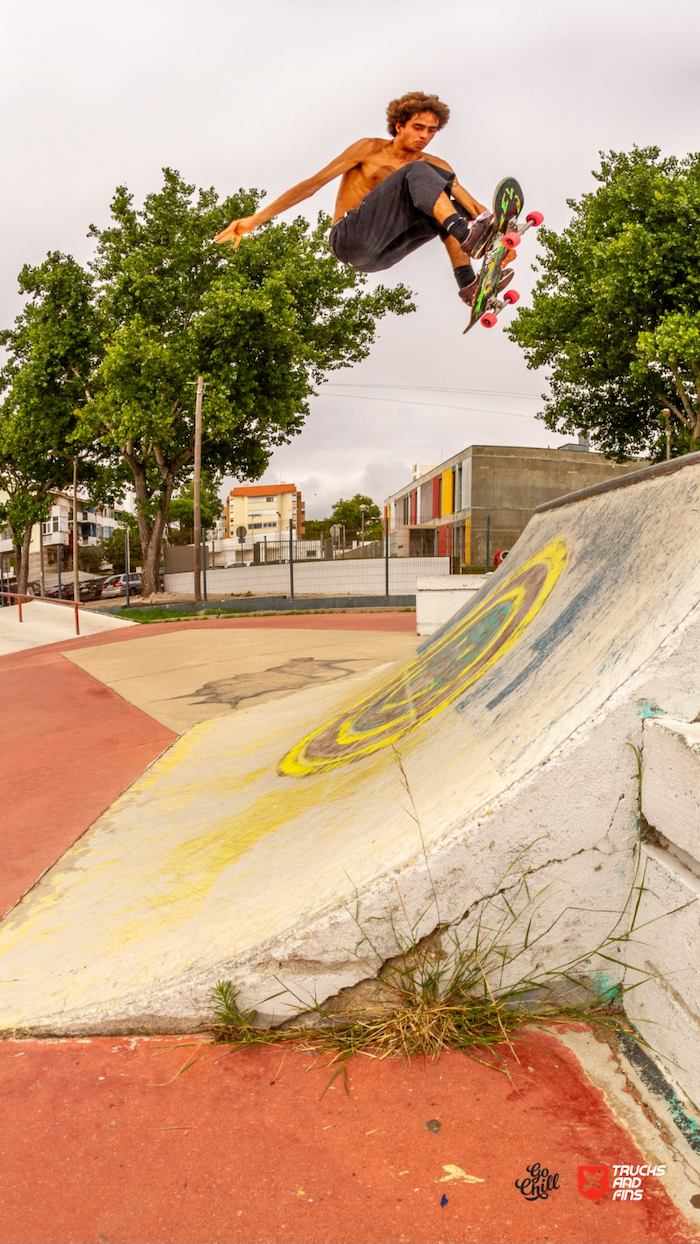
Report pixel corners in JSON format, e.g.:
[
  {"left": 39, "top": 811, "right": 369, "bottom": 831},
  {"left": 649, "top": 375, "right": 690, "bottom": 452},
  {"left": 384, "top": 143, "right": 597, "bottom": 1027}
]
[{"left": 209, "top": 895, "right": 618, "bottom": 1068}]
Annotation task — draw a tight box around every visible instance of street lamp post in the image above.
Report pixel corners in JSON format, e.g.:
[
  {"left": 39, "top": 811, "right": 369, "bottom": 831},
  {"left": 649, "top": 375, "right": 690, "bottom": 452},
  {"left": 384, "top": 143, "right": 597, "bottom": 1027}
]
[{"left": 359, "top": 503, "right": 368, "bottom": 548}]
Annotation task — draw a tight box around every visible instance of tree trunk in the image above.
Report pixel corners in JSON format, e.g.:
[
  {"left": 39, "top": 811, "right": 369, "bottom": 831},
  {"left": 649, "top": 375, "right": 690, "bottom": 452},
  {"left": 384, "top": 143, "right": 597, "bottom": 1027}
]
[
  {"left": 129, "top": 463, "right": 176, "bottom": 598},
  {"left": 15, "top": 525, "right": 33, "bottom": 595}
]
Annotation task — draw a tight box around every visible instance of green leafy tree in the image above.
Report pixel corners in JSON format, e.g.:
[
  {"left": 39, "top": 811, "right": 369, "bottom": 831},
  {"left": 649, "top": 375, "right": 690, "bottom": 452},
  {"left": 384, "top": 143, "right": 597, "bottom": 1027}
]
[
  {"left": 97, "top": 522, "right": 143, "bottom": 573},
  {"left": 78, "top": 543, "right": 109, "bottom": 574},
  {"left": 303, "top": 517, "right": 332, "bottom": 540},
  {"left": 331, "top": 494, "right": 383, "bottom": 540},
  {"left": 508, "top": 147, "right": 700, "bottom": 460},
  {"left": 305, "top": 494, "right": 383, "bottom": 542},
  {"left": 166, "top": 473, "right": 223, "bottom": 544},
  {"left": 83, "top": 169, "right": 414, "bottom": 594},
  {"left": 0, "top": 254, "right": 102, "bottom": 591}
]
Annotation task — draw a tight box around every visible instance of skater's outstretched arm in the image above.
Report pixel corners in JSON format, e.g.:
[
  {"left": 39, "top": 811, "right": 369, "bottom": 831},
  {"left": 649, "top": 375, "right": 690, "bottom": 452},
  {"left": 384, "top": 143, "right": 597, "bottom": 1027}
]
[
  {"left": 450, "top": 177, "right": 487, "bottom": 220},
  {"left": 214, "top": 138, "right": 383, "bottom": 246}
]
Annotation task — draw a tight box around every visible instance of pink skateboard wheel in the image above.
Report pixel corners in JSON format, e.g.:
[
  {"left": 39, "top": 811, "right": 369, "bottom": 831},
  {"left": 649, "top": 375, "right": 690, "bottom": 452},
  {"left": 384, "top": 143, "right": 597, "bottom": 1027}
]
[
  {"left": 480, "top": 312, "right": 498, "bottom": 328},
  {"left": 503, "top": 289, "right": 520, "bottom": 305},
  {"left": 502, "top": 232, "right": 521, "bottom": 249},
  {"left": 526, "top": 211, "right": 544, "bottom": 227}
]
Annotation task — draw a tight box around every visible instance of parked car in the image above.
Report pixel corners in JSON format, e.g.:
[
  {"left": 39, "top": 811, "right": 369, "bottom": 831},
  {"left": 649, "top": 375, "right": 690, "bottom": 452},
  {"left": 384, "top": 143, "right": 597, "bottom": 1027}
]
[
  {"left": 100, "top": 572, "right": 142, "bottom": 599},
  {"left": 45, "top": 578, "right": 105, "bottom": 602},
  {"left": 45, "top": 582, "right": 71, "bottom": 600},
  {"left": 80, "top": 578, "right": 106, "bottom": 601},
  {"left": 1, "top": 578, "right": 41, "bottom": 603}
]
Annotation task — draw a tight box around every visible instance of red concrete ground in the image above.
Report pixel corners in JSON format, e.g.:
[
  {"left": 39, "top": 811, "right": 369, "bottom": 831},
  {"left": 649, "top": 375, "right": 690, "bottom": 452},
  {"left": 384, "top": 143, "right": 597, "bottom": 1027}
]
[
  {"left": 0, "top": 614, "right": 414, "bottom": 917},
  {"left": 0, "top": 1033, "right": 695, "bottom": 1244},
  {"left": 0, "top": 649, "right": 176, "bottom": 917}
]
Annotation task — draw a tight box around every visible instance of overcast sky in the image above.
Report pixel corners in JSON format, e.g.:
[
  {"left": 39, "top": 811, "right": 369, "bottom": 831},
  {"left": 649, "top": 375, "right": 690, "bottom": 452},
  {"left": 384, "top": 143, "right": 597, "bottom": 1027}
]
[{"left": 2, "top": 0, "right": 700, "bottom": 517}]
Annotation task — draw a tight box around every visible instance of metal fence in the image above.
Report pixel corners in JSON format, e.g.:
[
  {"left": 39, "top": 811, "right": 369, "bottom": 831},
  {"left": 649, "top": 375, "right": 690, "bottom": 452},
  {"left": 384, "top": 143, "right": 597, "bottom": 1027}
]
[{"left": 164, "top": 555, "right": 450, "bottom": 600}]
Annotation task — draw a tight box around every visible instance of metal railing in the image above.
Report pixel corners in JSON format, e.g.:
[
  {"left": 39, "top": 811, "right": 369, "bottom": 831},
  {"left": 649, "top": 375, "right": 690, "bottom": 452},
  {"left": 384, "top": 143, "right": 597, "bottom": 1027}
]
[{"left": 0, "top": 590, "right": 83, "bottom": 634}]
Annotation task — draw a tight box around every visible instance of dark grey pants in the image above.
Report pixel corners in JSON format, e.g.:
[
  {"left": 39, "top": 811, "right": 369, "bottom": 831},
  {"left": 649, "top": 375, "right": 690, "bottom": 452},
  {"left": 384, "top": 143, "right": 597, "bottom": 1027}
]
[{"left": 328, "top": 162, "right": 458, "bottom": 273}]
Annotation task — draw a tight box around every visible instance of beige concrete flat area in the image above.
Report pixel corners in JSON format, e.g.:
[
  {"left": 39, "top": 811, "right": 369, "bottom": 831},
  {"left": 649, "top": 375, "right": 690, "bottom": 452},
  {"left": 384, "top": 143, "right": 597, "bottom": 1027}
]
[{"left": 63, "top": 626, "right": 420, "bottom": 732}]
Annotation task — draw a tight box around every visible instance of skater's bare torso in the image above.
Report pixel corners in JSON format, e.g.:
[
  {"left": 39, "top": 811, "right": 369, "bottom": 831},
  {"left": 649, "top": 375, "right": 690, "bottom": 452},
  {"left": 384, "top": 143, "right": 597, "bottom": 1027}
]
[
  {"left": 215, "top": 113, "right": 486, "bottom": 246},
  {"left": 333, "top": 138, "right": 452, "bottom": 222}
]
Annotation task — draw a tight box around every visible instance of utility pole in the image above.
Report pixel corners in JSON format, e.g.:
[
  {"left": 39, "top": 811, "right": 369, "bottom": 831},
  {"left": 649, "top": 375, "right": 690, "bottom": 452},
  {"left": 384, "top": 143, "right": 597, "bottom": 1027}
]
[
  {"left": 661, "top": 409, "right": 672, "bottom": 462},
  {"left": 193, "top": 375, "right": 204, "bottom": 602},
  {"left": 72, "top": 458, "right": 80, "bottom": 606}
]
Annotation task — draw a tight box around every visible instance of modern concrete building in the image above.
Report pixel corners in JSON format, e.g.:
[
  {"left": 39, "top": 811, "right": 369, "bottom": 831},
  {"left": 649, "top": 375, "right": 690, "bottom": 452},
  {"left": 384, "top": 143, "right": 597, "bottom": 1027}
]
[
  {"left": 385, "top": 443, "right": 644, "bottom": 566},
  {"left": 0, "top": 490, "right": 127, "bottom": 579}
]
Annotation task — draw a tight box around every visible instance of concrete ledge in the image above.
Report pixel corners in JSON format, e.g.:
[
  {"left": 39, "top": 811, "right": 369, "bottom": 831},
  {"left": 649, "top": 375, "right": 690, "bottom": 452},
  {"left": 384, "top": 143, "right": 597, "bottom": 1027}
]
[
  {"left": 103, "top": 594, "right": 416, "bottom": 616},
  {"left": 626, "top": 844, "right": 700, "bottom": 1109},
  {"left": 642, "top": 717, "right": 700, "bottom": 862},
  {"left": 415, "top": 574, "right": 487, "bottom": 637}
]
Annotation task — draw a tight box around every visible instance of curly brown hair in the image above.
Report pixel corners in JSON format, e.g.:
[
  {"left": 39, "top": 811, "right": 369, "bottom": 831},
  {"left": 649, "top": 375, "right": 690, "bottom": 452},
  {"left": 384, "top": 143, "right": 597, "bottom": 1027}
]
[{"left": 386, "top": 92, "right": 450, "bottom": 137}]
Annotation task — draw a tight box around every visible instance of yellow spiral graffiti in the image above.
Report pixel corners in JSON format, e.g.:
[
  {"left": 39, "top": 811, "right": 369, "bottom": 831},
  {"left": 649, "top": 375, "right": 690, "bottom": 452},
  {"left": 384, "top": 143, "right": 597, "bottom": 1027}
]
[{"left": 279, "top": 536, "right": 569, "bottom": 777}]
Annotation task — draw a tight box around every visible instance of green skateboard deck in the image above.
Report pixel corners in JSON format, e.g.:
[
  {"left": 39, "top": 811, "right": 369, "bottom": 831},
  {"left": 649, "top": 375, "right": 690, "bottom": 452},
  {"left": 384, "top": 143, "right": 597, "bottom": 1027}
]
[{"left": 464, "top": 178, "right": 543, "bottom": 335}]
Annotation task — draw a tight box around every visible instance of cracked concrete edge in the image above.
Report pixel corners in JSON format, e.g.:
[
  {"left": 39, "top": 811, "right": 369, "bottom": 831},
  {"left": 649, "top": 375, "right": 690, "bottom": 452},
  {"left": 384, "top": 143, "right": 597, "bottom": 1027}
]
[{"left": 554, "top": 1027, "right": 700, "bottom": 1229}]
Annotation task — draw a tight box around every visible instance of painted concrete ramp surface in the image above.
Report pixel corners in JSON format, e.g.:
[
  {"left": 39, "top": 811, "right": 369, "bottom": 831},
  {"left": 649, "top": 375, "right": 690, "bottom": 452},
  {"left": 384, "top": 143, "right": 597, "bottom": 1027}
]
[{"left": 4, "top": 456, "right": 700, "bottom": 1034}]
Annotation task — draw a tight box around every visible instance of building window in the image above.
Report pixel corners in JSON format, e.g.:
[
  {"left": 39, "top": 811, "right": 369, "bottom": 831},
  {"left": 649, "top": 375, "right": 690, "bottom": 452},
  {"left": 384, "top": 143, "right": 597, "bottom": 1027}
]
[
  {"left": 265, "top": 495, "right": 275, "bottom": 501},
  {"left": 249, "top": 523, "right": 263, "bottom": 530},
  {"left": 263, "top": 522, "right": 277, "bottom": 528}
]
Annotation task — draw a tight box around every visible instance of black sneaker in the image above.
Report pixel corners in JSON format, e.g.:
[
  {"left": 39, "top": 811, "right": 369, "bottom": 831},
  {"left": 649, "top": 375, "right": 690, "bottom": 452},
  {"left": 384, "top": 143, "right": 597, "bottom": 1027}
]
[
  {"left": 458, "top": 265, "right": 514, "bottom": 307},
  {"left": 461, "top": 211, "right": 494, "bottom": 259},
  {"left": 458, "top": 274, "right": 480, "bottom": 305}
]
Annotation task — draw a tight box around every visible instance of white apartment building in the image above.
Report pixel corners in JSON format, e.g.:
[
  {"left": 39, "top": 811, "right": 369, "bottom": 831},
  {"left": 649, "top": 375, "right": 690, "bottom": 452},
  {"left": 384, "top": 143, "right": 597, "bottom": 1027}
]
[
  {"left": 223, "top": 482, "right": 305, "bottom": 540},
  {"left": 177, "top": 482, "right": 307, "bottom": 567},
  {"left": 0, "top": 489, "right": 127, "bottom": 577}
]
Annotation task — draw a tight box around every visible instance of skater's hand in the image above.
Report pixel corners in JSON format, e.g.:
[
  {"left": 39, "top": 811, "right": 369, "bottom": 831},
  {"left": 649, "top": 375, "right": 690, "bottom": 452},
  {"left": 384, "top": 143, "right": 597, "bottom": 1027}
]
[
  {"left": 503, "top": 247, "right": 517, "bottom": 266},
  {"left": 214, "top": 215, "right": 259, "bottom": 247}
]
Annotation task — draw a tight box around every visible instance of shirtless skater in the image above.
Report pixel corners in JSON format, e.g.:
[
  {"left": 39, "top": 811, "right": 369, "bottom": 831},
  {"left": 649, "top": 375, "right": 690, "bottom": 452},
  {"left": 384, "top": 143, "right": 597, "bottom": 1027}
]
[{"left": 214, "top": 90, "right": 515, "bottom": 307}]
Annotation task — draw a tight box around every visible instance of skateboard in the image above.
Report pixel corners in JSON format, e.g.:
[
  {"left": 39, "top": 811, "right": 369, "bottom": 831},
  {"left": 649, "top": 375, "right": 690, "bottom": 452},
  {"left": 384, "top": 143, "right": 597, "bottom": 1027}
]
[{"left": 463, "top": 176, "right": 543, "bottom": 334}]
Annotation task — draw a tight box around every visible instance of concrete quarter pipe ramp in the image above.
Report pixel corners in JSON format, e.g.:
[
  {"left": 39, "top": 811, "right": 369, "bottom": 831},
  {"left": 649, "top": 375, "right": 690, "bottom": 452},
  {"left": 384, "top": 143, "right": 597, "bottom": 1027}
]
[{"left": 3, "top": 455, "right": 700, "bottom": 1077}]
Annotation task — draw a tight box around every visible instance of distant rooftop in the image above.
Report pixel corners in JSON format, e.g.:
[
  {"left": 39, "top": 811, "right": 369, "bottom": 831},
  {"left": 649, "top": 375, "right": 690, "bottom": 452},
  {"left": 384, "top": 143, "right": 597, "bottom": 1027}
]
[{"left": 230, "top": 483, "right": 297, "bottom": 497}]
